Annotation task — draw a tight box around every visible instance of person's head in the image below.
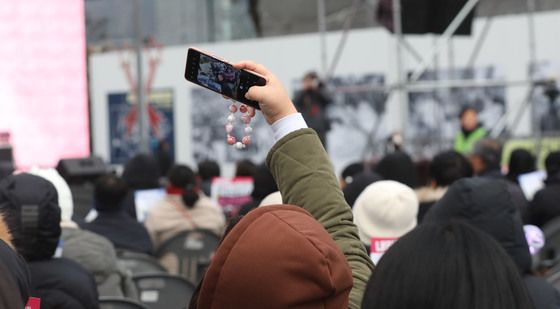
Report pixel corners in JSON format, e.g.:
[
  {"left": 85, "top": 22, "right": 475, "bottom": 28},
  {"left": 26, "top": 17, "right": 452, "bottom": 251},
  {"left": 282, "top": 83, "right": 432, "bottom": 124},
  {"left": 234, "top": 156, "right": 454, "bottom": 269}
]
[
  {"left": 545, "top": 151, "right": 560, "bottom": 179},
  {"left": 353, "top": 180, "right": 419, "bottom": 246},
  {"left": 190, "top": 205, "right": 353, "bottom": 309},
  {"left": 122, "top": 153, "right": 160, "bottom": 189},
  {"left": 0, "top": 214, "right": 30, "bottom": 307},
  {"left": 459, "top": 106, "right": 479, "bottom": 132},
  {"left": 340, "top": 162, "right": 366, "bottom": 189},
  {"left": 28, "top": 168, "right": 74, "bottom": 224},
  {"left": 167, "top": 165, "right": 200, "bottom": 208},
  {"left": 94, "top": 174, "right": 129, "bottom": 212},
  {"left": 0, "top": 173, "right": 61, "bottom": 261},
  {"left": 430, "top": 150, "right": 473, "bottom": 187},
  {"left": 469, "top": 139, "right": 502, "bottom": 176},
  {"left": 342, "top": 172, "right": 383, "bottom": 207},
  {"left": 507, "top": 149, "right": 536, "bottom": 183},
  {"left": 235, "top": 159, "right": 257, "bottom": 177},
  {"left": 424, "top": 178, "right": 532, "bottom": 273},
  {"left": 250, "top": 164, "right": 278, "bottom": 200},
  {"left": 303, "top": 71, "right": 320, "bottom": 91},
  {"left": 197, "top": 160, "right": 221, "bottom": 182},
  {"left": 362, "top": 222, "right": 534, "bottom": 309},
  {"left": 375, "top": 152, "right": 418, "bottom": 188}
]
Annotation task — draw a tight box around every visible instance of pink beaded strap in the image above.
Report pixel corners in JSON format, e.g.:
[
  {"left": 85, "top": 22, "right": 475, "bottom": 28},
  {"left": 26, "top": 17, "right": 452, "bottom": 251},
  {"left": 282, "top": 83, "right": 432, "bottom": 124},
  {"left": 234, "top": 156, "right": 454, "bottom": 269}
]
[{"left": 226, "top": 102, "right": 254, "bottom": 149}]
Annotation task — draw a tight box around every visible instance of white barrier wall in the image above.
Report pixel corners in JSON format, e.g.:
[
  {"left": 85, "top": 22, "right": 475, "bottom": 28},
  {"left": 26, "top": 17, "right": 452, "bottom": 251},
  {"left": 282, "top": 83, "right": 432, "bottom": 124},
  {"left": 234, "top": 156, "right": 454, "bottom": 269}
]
[{"left": 90, "top": 10, "right": 560, "bottom": 168}]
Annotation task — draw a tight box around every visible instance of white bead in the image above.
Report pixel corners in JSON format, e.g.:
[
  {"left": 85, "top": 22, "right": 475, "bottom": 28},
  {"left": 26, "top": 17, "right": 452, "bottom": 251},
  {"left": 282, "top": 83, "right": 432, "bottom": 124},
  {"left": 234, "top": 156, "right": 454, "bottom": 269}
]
[
  {"left": 244, "top": 126, "right": 253, "bottom": 134},
  {"left": 227, "top": 114, "right": 235, "bottom": 122},
  {"left": 234, "top": 142, "right": 244, "bottom": 149}
]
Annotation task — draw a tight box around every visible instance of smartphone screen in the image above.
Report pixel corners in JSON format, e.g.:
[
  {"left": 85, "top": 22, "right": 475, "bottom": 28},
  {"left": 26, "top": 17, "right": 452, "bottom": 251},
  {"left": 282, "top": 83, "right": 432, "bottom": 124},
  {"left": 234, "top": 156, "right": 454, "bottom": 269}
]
[{"left": 185, "top": 48, "right": 266, "bottom": 109}]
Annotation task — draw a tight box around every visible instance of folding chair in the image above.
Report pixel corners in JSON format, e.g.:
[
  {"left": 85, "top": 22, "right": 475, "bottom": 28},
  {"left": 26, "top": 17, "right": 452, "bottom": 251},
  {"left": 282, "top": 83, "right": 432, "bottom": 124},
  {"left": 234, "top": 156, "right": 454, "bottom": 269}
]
[
  {"left": 133, "top": 273, "right": 196, "bottom": 309},
  {"left": 117, "top": 250, "right": 167, "bottom": 276},
  {"left": 99, "top": 297, "right": 149, "bottom": 309},
  {"left": 155, "top": 229, "right": 220, "bottom": 284}
]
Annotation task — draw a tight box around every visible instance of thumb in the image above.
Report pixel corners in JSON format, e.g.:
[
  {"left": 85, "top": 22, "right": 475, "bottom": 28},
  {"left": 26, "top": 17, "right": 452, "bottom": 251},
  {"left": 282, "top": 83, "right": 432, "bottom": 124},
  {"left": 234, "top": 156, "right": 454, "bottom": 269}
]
[{"left": 245, "top": 85, "right": 267, "bottom": 102}]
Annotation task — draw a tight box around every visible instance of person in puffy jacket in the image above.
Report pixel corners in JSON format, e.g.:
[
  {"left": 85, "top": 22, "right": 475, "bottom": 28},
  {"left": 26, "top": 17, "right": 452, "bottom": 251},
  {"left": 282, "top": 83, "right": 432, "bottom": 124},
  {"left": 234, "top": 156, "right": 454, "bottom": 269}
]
[{"left": 0, "top": 173, "right": 98, "bottom": 309}]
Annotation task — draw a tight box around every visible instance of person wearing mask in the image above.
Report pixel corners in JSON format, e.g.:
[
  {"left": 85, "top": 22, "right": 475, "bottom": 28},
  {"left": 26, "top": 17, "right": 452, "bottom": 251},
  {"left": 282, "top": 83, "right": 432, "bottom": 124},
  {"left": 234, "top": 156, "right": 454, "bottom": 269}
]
[
  {"left": 0, "top": 173, "right": 98, "bottom": 309},
  {"left": 189, "top": 61, "right": 373, "bottom": 309},
  {"left": 353, "top": 180, "right": 419, "bottom": 263},
  {"left": 415, "top": 150, "right": 473, "bottom": 222},
  {"left": 507, "top": 149, "right": 536, "bottom": 184},
  {"left": 454, "top": 107, "right": 487, "bottom": 154},
  {"left": 424, "top": 178, "right": 560, "bottom": 309},
  {"left": 82, "top": 174, "right": 153, "bottom": 255},
  {"left": 527, "top": 151, "right": 560, "bottom": 227},
  {"left": 293, "top": 71, "right": 332, "bottom": 148},
  {"left": 197, "top": 160, "right": 221, "bottom": 197},
  {"left": 362, "top": 222, "right": 535, "bottom": 309},
  {"left": 145, "top": 164, "right": 225, "bottom": 250}
]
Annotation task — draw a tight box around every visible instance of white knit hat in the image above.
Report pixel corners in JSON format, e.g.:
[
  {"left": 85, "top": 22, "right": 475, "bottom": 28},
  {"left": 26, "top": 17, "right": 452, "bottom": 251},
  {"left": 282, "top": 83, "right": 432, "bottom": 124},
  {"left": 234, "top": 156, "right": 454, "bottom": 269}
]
[
  {"left": 353, "top": 180, "right": 419, "bottom": 246},
  {"left": 259, "top": 191, "right": 283, "bottom": 207},
  {"left": 28, "top": 167, "right": 74, "bottom": 224}
]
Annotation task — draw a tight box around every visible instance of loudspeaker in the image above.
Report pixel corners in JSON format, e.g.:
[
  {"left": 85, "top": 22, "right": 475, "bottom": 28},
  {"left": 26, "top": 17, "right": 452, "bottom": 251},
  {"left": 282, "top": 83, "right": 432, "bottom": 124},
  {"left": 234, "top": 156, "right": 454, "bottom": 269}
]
[
  {"left": 377, "top": 0, "right": 476, "bottom": 35},
  {"left": 56, "top": 156, "right": 108, "bottom": 184}
]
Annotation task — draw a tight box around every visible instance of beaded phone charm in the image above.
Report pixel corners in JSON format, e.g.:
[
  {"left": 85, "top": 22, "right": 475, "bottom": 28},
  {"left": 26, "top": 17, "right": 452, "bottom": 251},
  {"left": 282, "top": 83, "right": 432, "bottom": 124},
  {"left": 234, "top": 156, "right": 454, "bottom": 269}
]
[{"left": 226, "top": 101, "right": 255, "bottom": 149}]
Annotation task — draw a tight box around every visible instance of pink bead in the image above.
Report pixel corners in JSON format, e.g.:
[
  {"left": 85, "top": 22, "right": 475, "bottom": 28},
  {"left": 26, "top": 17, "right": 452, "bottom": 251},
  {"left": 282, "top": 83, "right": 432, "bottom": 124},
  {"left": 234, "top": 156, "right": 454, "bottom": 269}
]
[
  {"left": 229, "top": 104, "right": 238, "bottom": 113},
  {"left": 248, "top": 108, "right": 256, "bottom": 118},
  {"left": 227, "top": 135, "right": 236, "bottom": 145},
  {"left": 241, "top": 115, "right": 251, "bottom": 124},
  {"left": 242, "top": 136, "right": 251, "bottom": 145},
  {"left": 225, "top": 123, "right": 233, "bottom": 133},
  {"left": 239, "top": 105, "right": 248, "bottom": 113}
]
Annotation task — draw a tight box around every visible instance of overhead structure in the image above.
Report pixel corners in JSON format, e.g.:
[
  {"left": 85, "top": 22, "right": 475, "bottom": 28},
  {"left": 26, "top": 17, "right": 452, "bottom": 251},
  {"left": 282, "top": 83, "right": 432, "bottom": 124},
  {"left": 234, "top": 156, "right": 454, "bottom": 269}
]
[{"left": 317, "top": 0, "right": 543, "bottom": 157}]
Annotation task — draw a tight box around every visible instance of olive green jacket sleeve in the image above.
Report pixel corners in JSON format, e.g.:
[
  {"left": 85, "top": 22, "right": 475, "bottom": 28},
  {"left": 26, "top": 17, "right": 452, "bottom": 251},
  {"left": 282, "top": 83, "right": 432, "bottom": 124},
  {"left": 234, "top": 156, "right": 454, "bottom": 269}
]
[{"left": 266, "top": 128, "right": 374, "bottom": 309}]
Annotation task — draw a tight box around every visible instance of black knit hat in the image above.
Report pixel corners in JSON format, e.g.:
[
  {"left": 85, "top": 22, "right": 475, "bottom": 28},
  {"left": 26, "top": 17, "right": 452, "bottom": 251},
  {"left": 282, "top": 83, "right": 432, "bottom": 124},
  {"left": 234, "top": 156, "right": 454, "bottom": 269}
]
[{"left": 0, "top": 173, "right": 61, "bottom": 261}]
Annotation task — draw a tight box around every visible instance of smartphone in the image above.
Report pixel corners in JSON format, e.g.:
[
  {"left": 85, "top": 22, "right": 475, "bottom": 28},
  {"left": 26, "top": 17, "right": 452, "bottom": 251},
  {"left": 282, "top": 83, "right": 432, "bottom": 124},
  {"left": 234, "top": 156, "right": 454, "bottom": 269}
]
[{"left": 185, "top": 48, "right": 266, "bottom": 109}]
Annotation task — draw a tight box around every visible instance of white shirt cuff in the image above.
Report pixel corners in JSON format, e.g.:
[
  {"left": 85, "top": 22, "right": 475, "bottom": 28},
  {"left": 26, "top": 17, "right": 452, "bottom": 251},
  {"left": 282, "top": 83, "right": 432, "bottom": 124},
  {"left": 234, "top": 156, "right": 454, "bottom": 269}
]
[{"left": 271, "top": 113, "right": 308, "bottom": 142}]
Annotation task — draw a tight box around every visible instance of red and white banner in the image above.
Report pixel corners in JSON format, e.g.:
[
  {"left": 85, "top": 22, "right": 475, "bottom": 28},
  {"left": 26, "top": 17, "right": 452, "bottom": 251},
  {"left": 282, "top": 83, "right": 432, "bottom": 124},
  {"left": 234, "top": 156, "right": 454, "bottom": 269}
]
[{"left": 370, "top": 237, "right": 398, "bottom": 264}]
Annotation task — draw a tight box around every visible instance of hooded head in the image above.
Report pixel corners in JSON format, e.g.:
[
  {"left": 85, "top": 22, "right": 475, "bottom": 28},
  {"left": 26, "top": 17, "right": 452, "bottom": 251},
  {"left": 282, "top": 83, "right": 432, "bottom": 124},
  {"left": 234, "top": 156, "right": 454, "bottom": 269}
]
[
  {"left": 0, "top": 173, "right": 61, "bottom": 262},
  {"left": 353, "top": 180, "right": 419, "bottom": 246},
  {"left": 190, "top": 205, "right": 353, "bottom": 309},
  {"left": 423, "top": 177, "right": 532, "bottom": 273},
  {"left": 375, "top": 152, "right": 418, "bottom": 188}
]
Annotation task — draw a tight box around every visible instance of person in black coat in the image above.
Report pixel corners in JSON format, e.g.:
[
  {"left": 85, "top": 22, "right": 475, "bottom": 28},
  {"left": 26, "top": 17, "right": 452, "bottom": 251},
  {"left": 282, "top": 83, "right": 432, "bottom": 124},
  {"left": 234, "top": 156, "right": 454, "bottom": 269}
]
[
  {"left": 424, "top": 178, "right": 560, "bottom": 309},
  {"left": 82, "top": 174, "right": 153, "bottom": 255},
  {"left": 121, "top": 153, "right": 162, "bottom": 219},
  {"left": 0, "top": 173, "right": 98, "bottom": 309},
  {"left": 527, "top": 151, "right": 560, "bottom": 228}
]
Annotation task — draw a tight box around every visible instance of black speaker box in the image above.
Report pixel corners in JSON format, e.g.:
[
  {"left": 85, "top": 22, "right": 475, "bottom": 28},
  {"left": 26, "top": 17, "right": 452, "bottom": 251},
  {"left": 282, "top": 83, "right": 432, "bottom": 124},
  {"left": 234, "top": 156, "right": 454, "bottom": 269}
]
[
  {"left": 56, "top": 156, "right": 108, "bottom": 183},
  {"left": 377, "top": 0, "right": 476, "bottom": 35}
]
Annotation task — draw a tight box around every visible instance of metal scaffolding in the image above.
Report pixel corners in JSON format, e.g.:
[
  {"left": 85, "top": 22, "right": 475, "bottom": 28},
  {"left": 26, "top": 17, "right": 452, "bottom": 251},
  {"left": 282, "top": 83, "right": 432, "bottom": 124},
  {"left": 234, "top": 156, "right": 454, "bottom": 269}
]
[{"left": 318, "top": 0, "right": 544, "bottom": 157}]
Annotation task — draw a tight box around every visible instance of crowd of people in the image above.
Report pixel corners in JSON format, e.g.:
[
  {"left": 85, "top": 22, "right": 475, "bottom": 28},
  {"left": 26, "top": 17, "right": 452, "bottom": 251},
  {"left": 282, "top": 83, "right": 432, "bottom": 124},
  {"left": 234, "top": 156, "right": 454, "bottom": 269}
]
[{"left": 1, "top": 61, "right": 560, "bottom": 309}]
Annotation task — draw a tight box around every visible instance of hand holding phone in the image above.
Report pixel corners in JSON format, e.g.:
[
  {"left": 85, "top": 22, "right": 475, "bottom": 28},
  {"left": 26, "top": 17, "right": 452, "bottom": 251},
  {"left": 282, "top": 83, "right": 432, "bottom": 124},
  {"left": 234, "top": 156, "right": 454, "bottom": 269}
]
[
  {"left": 185, "top": 48, "right": 266, "bottom": 110},
  {"left": 233, "top": 61, "right": 297, "bottom": 124}
]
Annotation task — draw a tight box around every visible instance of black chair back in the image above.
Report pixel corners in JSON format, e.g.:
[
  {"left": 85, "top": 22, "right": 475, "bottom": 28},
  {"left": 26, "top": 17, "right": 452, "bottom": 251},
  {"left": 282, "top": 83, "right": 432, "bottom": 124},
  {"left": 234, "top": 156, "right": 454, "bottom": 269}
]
[
  {"left": 99, "top": 297, "right": 149, "bottom": 309},
  {"left": 155, "top": 230, "right": 220, "bottom": 284},
  {"left": 133, "top": 274, "right": 196, "bottom": 309},
  {"left": 540, "top": 217, "right": 560, "bottom": 268},
  {"left": 117, "top": 250, "right": 167, "bottom": 276}
]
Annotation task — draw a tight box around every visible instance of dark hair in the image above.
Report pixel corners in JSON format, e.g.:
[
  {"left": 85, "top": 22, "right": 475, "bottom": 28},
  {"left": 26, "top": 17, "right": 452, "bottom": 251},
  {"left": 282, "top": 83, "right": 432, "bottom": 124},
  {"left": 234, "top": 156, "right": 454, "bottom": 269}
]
[
  {"left": 235, "top": 159, "right": 257, "bottom": 177},
  {"left": 507, "top": 149, "right": 536, "bottom": 184},
  {"left": 197, "top": 160, "right": 221, "bottom": 182},
  {"left": 341, "top": 162, "right": 366, "bottom": 185},
  {"left": 471, "top": 139, "right": 502, "bottom": 173},
  {"left": 375, "top": 152, "right": 417, "bottom": 188},
  {"left": 362, "top": 222, "right": 534, "bottom": 309},
  {"left": 415, "top": 159, "right": 432, "bottom": 187},
  {"left": 122, "top": 153, "right": 161, "bottom": 189},
  {"left": 545, "top": 151, "right": 560, "bottom": 178},
  {"left": 430, "top": 151, "right": 473, "bottom": 187},
  {"left": 168, "top": 165, "right": 200, "bottom": 208},
  {"left": 250, "top": 164, "right": 278, "bottom": 200},
  {"left": 94, "top": 174, "right": 129, "bottom": 211}
]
